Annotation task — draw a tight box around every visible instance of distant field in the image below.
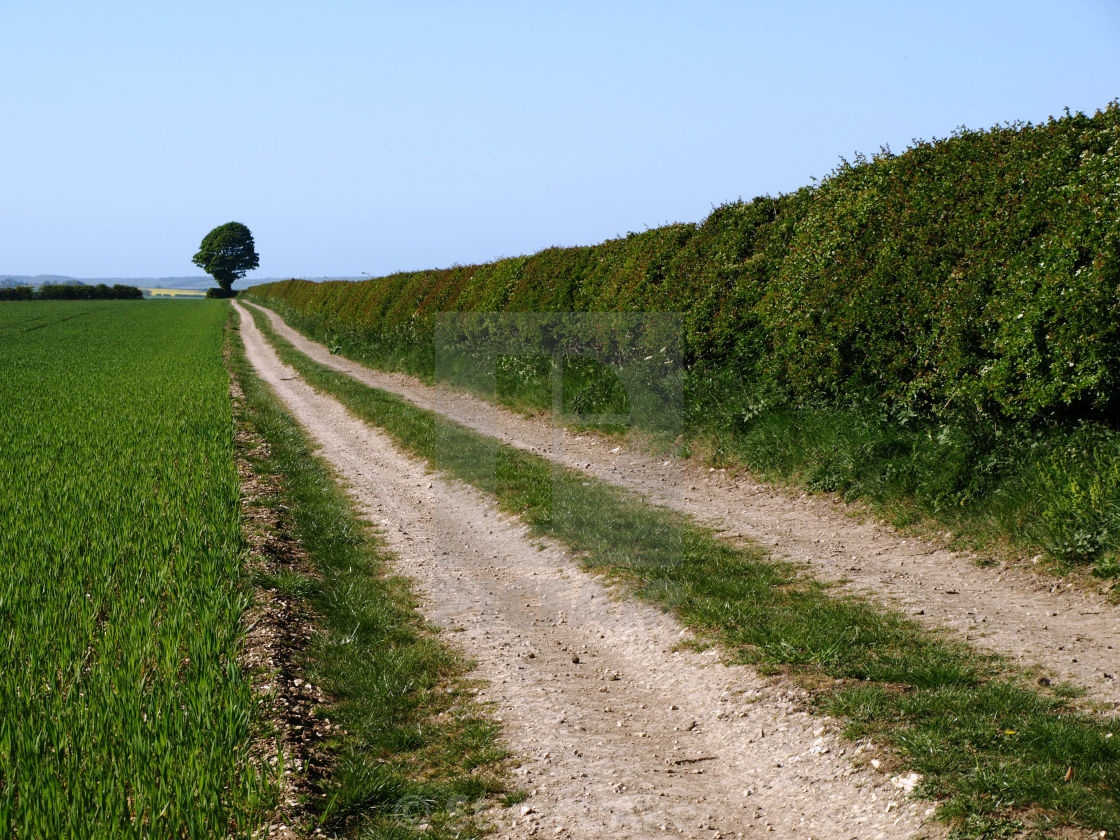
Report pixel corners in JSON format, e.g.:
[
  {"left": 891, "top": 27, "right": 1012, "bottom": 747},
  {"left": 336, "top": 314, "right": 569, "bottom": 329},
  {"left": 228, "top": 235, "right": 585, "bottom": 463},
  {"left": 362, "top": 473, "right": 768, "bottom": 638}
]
[
  {"left": 0, "top": 301, "right": 268, "bottom": 835},
  {"left": 144, "top": 287, "right": 207, "bottom": 298}
]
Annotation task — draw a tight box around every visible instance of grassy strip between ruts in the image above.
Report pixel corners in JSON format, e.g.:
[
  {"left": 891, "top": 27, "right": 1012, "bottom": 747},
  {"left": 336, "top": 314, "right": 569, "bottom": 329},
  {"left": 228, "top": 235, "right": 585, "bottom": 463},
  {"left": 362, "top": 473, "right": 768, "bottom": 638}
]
[
  {"left": 245, "top": 304, "right": 1120, "bottom": 839},
  {"left": 230, "top": 310, "right": 512, "bottom": 838}
]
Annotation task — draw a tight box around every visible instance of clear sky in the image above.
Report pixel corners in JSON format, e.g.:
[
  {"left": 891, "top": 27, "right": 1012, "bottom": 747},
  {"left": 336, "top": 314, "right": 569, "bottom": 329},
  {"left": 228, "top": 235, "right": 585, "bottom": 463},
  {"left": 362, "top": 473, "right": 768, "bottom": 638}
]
[{"left": 3, "top": 0, "right": 1119, "bottom": 281}]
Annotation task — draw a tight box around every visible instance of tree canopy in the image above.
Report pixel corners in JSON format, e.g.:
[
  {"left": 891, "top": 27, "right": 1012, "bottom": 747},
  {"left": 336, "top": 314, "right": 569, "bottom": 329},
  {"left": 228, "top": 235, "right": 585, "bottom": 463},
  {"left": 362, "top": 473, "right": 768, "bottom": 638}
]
[{"left": 192, "top": 222, "right": 259, "bottom": 294}]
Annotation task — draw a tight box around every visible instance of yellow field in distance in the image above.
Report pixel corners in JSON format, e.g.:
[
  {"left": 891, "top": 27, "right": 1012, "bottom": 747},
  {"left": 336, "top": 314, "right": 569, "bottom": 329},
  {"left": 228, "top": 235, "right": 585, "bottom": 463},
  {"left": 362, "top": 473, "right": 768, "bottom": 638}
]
[{"left": 145, "top": 288, "right": 207, "bottom": 298}]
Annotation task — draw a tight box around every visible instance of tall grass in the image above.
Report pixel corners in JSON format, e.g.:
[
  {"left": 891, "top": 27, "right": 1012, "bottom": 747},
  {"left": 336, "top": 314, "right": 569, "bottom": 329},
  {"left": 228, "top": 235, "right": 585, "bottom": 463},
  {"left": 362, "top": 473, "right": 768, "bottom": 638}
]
[{"left": 698, "top": 396, "right": 1120, "bottom": 574}]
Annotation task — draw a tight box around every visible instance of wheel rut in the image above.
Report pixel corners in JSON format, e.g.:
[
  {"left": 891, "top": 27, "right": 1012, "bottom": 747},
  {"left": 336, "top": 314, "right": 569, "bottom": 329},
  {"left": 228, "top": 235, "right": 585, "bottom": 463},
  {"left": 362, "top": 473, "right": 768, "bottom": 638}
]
[{"left": 235, "top": 303, "right": 938, "bottom": 838}]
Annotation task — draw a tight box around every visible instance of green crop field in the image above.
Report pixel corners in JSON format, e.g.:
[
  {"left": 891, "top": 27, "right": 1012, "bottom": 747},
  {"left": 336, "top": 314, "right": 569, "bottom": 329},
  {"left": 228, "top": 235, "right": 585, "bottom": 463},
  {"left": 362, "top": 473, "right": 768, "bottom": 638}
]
[{"left": 0, "top": 301, "right": 268, "bottom": 836}]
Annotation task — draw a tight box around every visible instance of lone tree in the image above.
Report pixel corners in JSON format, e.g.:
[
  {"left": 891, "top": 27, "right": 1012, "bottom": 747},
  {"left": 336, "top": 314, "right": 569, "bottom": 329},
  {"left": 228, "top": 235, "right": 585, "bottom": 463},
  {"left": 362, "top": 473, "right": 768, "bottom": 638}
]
[{"left": 192, "top": 222, "right": 259, "bottom": 297}]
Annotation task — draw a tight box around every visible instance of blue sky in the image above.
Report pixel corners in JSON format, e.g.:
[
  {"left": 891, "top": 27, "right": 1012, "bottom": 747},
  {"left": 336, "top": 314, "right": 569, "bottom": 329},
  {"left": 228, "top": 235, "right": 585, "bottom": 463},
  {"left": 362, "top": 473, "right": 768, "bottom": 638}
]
[{"left": 2, "top": 0, "right": 1119, "bottom": 280}]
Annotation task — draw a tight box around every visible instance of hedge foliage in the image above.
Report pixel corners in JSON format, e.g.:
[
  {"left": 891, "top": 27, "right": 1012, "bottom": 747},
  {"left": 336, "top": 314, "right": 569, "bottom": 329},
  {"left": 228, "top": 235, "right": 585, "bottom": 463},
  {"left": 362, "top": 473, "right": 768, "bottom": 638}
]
[{"left": 252, "top": 103, "right": 1120, "bottom": 435}]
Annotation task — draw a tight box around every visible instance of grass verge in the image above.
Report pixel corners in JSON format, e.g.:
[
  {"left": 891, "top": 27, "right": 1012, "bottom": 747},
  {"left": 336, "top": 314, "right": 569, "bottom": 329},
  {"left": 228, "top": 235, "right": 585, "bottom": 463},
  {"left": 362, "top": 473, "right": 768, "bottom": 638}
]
[
  {"left": 690, "top": 387, "right": 1120, "bottom": 582},
  {"left": 246, "top": 303, "right": 1120, "bottom": 839},
  {"left": 230, "top": 311, "right": 510, "bottom": 838}
]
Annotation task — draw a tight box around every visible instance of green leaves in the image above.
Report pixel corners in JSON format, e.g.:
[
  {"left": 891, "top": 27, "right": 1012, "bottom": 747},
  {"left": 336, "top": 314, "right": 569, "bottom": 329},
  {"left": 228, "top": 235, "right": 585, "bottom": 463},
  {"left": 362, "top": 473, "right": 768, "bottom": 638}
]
[
  {"left": 192, "top": 221, "right": 259, "bottom": 291},
  {"left": 764, "top": 103, "right": 1120, "bottom": 426}
]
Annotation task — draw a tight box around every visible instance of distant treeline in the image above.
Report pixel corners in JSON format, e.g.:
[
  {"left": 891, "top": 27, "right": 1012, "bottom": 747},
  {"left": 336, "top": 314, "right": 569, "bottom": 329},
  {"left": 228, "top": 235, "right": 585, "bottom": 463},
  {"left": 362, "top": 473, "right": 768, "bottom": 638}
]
[
  {"left": 249, "top": 103, "right": 1120, "bottom": 571},
  {"left": 0, "top": 284, "right": 144, "bottom": 301}
]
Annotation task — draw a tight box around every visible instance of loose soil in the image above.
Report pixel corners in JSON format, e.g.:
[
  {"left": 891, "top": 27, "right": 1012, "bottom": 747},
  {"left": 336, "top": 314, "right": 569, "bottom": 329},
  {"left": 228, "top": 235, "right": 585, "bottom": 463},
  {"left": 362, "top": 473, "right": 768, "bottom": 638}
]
[
  {"left": 245, "top": 302, "right": 1120, "bottom": 711},
  {"left": 235, "top": 303, "right": 942, "bottom": 839},
  {"left": 231, "top": 366, "right": 332, "bottom": 839}
]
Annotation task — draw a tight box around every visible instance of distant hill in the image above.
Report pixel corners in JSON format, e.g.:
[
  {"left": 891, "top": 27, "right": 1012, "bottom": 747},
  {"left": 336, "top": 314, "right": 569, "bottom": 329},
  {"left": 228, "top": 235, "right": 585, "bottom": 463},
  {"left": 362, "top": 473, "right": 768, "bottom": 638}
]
[
  {"left": 1, "top": 275, "right": 86, "bottom": 287},
  {"left": 0, "top": 275, "right": 355, "bottom": 290}
]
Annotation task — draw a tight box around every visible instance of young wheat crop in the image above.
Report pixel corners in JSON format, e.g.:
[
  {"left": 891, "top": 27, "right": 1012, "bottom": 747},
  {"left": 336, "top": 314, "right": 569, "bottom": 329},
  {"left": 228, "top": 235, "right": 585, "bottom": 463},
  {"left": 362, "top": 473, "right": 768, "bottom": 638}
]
[{"left": 0, "top": 301, "right": 268, "bottom": 836}]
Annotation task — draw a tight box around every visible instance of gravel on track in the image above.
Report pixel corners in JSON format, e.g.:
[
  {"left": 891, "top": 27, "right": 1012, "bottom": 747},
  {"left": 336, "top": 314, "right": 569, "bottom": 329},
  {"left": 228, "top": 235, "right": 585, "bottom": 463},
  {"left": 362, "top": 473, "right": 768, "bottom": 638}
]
[{"left": 235, "top": 302, "right": 940, "bottom": 839}]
